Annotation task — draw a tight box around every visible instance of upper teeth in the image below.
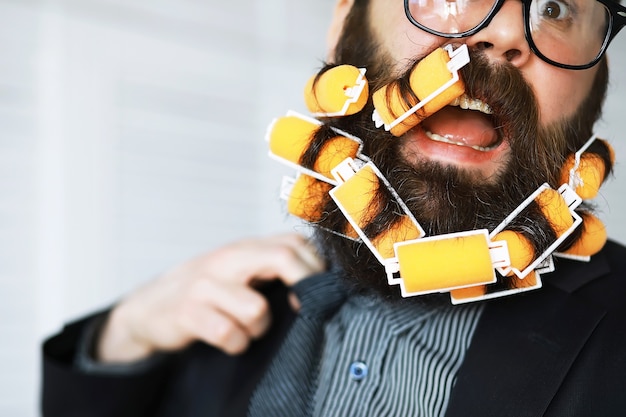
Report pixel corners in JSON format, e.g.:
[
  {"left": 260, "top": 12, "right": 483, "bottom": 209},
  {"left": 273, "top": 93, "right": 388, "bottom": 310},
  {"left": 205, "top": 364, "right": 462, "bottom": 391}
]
[{"left": 450, "top": 94, "right": 493, "bottom": 115}]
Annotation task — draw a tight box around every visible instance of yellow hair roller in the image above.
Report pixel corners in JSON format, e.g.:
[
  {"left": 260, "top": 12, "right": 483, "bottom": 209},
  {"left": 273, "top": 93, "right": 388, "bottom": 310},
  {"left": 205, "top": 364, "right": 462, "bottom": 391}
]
[
  {"left": 493, "top": 230, "right": 535, "bottom": 277},
  {"left": 371, "top": 215, "right": 424, "bottom": 260},
  {"left": 267, "top": 111, "right": 362, "bottom": 183},
  {"left": 372, "top": 44, "right": 468, "bottom": 136},
  {"left": 286, "top": 174, "right": 332, "bottom": 222},
  {"left": 267, "top": 113, "right": 320, "bottom": 167},
  {"left": 451, "top": 271, "right": 542, "bottom": 304},
  {"left": 330, "top": 161, "right": 424, "bottom": 263},
  {"left": 330, "top": 162, "right": 380, "bottom": 230},
  {"left": 536, "top": 187, "right": 574, "bottom": 236},
  {"left": 560, "top": 213, "right": 607, "bottom": 258},
  {"left": 304, "top": 65, "right": 369, "bottom": 117},
  {"left": 560, "top": 153, "right": 606, "bottom": 200},
  {"left": 449, "top": 284, "right": 488, "bottom": 301},
  {"left": 490, "top": 183, "right": 583, "bottom": 279},
  {"left": 394, "top": 230, "right": 498, "bottom": 296},
  {"left": 314, "top": 135, "right": 361, "bottom": 179}
]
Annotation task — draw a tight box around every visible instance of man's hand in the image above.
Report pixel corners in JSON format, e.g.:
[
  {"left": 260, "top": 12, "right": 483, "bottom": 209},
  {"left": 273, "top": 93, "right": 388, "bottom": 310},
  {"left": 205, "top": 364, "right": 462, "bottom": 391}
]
[{"left": 96, "top": 233, "right": 325, "bottom": 363}]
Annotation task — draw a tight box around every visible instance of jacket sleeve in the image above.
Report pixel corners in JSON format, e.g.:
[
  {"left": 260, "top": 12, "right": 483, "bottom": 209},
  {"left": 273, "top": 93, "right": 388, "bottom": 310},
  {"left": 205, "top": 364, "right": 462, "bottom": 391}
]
[
  {"left": 41, "top": 311, "right": 173, "bottom": 417},
  {"left": 41, "top": 279, "right": 301, "bottom": 417}
]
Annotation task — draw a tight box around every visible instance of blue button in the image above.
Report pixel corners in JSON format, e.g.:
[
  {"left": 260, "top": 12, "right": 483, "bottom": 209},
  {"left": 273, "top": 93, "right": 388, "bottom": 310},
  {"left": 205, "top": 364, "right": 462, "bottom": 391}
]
[{"left": 349, "top": 361, "right": 368, "bottom": 381}]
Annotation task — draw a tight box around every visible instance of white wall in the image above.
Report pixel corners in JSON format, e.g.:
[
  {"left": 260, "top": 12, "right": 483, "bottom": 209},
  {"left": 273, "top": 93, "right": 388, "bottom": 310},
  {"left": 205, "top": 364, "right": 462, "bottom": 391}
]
[
  {"left": 0, "top": 1, "right": 625, "bottom": 415},
  {"left": 597, "top": 35, "right": 626, "bottom": 245},
  {"left": 0, "top": 1, "right": 331, "bottom": 415}
]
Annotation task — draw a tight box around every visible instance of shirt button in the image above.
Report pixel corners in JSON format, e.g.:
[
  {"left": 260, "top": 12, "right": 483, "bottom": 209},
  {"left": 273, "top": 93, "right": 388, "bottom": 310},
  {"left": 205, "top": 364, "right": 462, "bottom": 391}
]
[{"left": 349, "top": 361, "right": 369, "bottom": 381}]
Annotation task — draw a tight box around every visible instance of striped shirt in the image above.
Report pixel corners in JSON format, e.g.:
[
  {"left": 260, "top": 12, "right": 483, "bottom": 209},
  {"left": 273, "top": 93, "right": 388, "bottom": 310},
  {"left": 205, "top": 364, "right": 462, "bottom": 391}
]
[
  {"left": 248, "top": 272, "right": 484, "bottom": 417},
  {"left": 313, "top": 295, "right": 484, "bottom": 417}
]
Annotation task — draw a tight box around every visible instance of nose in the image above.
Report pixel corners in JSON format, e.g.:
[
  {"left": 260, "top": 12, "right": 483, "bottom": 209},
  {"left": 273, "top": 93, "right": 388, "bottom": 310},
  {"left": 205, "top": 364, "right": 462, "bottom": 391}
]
[{"left": 464, "top": 0, "right": 532, "bottom": 67}]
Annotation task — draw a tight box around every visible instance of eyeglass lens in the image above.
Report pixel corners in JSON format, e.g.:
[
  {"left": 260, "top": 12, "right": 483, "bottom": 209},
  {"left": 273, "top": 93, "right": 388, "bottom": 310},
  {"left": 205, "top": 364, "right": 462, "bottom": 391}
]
[{"left": 407, "top": 0, "right": 611, "bottom": 67}]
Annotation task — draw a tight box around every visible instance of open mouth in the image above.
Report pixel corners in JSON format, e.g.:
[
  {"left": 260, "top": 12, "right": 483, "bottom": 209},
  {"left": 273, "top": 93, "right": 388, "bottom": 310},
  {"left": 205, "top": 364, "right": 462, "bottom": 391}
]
[{"left": 421, "top": 93, "right": 502, "bottom": 153}]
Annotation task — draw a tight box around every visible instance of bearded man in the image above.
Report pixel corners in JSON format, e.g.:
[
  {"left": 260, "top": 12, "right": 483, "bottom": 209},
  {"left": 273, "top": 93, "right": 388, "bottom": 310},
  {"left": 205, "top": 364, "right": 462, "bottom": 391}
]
[{"left": 42, "top": 0, "right": 626, "bottom": 416}]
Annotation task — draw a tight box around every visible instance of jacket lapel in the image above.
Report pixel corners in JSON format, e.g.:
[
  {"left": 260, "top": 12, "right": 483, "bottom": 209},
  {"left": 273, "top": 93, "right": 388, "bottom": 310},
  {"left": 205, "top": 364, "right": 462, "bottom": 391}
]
[{"left": 445, "top": 252, "right": 611, "bottom": 417}]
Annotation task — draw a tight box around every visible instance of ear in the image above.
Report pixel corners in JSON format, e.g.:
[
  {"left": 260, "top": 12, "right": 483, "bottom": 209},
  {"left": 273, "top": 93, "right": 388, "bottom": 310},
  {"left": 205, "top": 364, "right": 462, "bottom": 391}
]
[{"left": 326, "top": 0, "right": 355, "bottom": 61}]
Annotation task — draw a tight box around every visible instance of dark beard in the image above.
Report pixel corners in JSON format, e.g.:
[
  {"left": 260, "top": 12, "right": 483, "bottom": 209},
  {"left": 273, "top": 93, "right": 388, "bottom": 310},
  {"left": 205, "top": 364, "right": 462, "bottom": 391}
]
[{"left": 302, "top": 1, "right": 611, "bottom": 301}]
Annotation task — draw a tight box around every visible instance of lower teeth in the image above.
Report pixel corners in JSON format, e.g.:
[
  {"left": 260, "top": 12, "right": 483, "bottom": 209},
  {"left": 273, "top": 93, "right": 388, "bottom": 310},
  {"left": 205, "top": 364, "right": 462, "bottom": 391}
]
[{"left": 425, "top": 130, "right": 496, "bottom": 152}]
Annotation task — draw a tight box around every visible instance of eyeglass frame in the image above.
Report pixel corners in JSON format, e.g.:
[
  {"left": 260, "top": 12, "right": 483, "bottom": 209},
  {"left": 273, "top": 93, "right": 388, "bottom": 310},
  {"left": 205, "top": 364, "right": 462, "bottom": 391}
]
[{"left": 404, "top": 0, "right": 626, "bottom": 70}]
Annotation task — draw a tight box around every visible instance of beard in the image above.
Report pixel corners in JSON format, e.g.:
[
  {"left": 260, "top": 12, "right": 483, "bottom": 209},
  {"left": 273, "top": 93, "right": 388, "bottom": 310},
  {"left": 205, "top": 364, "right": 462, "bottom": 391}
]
[{"left": 302, "top": 1, "right": 612, "bottom": 301}]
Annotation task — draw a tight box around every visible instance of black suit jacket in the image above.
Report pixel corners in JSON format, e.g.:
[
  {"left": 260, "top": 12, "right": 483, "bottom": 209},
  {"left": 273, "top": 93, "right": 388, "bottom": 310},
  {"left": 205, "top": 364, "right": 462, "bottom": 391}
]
[{"left": 42, "top": 240, "right": 626, "bottom": 417}]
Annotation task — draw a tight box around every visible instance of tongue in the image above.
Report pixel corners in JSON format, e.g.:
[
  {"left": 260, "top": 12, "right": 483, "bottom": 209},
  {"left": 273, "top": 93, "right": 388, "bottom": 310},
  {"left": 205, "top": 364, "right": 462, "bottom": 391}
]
[{"left": 422, "top": 106, "right": 497, "bottom": 149}]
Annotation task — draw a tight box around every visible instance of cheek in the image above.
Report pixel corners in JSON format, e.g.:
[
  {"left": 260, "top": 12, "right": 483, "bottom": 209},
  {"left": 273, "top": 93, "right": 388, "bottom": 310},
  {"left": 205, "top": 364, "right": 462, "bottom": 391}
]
[
  {"left": 369, "top": 3, "right": 440, "bottom": 72},
  {"left": 531, "top": 67, "right": 598, "bottom": 125}
]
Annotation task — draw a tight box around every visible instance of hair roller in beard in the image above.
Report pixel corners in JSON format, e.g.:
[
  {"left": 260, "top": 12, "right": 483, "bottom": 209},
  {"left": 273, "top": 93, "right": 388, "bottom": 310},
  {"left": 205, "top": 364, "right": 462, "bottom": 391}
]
[
  {"left": 450, "top": 270, "right": 542, "bottom": 304},
  {"left": 372, "top": 44, "right": 469, "bottom": 137},
  {"left": 330, "top": 162, "right": 381, "bottom": 230},
  {"left": 285, "top": 174, "right": 333, "bottom": 222},
  {"left": 372, "top": 81, "right": 418, "bottom": 137},
  {"left": 391, "top": 230, "right": 499, "bottom": 296},
  {"left": 489, "top": 183, "right": 583, "bottom": 280},
  {"left": 449, "top": 284, "right": 487, "bottom": 302},
  {"left": 304, "top": 65, "right": 369, "bottom": 117},
  {"left": 536, "top": 188, "right": 575, "bottom": 236},
  {"left": 330, "top": 161, "right": 424, "bottom": 263},
  {"left": 559, "top": 212, "right": 607, "bottom": 258},
  {"left": 267, "top": 111, "right": 361, "bottom": 182},
  {"left": 267, "top": 112, "right": 321, "bottom": 168},
  {"left": 371, "top": 215, "right": 424, "bottom": 259},
  {"left": 492, "top": 230, "right": 535, "bottom": 277},
  {"left": 560, "top": 135, "right": 615, "bottom": 200},
  {"left": 314, "top": 135, "right": 361, "bottom": 179},
  {"left": 560, "top": 153, "right": 607, "bottom": 200}
]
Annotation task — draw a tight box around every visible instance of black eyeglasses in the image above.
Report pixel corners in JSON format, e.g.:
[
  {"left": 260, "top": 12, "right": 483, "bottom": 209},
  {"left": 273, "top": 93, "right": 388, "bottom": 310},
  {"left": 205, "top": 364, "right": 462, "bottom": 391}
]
[{"left": 405, "top": 0, "right": 626, "bottom": 69}]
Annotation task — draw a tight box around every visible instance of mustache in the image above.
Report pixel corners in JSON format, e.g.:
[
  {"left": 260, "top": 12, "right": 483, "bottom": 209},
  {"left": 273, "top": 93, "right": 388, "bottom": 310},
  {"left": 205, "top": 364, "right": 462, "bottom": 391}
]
[
  {"left": 374, "top": 48, "right": 541, "bottom": 148},
  {"left": 461, "top": 52, "right": 539, "bottom": 148},
  {"left": 371, "top": 48, "right": 576, "bottom": 188}
]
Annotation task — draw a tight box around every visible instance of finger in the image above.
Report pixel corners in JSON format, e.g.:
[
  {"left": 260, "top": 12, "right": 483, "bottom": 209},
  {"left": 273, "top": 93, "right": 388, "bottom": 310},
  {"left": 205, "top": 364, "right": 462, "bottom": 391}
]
[
  {"left": 193, "top": 279, "right": 272, "bottom": 340},
  {"left": 247, "top": 242, "right": 320, "bottom": 286},
  {"left": 178, "top": 302, "right": 251, "bottom": 356},
  {"left": 208, "top": 238, "right": 322, "bottom": 287}
]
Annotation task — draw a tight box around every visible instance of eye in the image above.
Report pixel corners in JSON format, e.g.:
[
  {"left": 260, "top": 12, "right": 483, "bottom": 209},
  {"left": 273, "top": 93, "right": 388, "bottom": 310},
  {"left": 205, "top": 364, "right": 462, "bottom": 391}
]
[{"left": 538, "top": 0, "right": 571, "bottom": 20}]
